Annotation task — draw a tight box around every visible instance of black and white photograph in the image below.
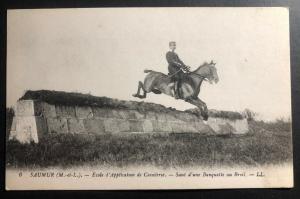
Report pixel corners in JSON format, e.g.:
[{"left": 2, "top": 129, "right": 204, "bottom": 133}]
[{"left": 5, "top": 7, "right": 293, "bottom": 189}]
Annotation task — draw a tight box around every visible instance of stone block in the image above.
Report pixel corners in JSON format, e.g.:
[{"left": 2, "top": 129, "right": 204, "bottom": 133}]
[
  {"left": 10, "top": 116, "right": 39, "bottom": 143},
  {"left": 207, "top": 117, "right": 249, "bottom": 134},
  {"left": 34, "top": 101, "right": 56, "bottom": 118},
  {"left": 152, "top": 121, "right": 172, "bottom": 132},
  {"left": 176, "top": 112, "right": 198, "bottom": 122},
  {"left": 104, "top": 119, "right": 130, "bottom": 133},
  {"left": 231, "top": 119, "right": 249, "bottom": 134},
  {"left": 9, "top": 130, "right": 17, "bottom": 140},
  {"left": 193, "top": 117, "right": 203, "bottom": 123},
  {"left": 75, "top": 106, "right": 93, "bottom": 119},
  {"left": 131, "top": 110, "right": 145, "bottom": 119},
  {"left": 92, "top": 107, "right": 114, "bottom": 118},
  {"left": 143, "top": 120, "right": 153, "bottom": 132},
  {"left": 182, "top": 123, "right": 198, "bottom": 133},
  {"left": 164, "top": 114, "right": 178, "bottom": 121},
  {"left": 10, "top": 117, "right": 17, "bottom": 131},
  {"left": 68, "top": 118, "right": 86, "bottom": 134},
  {"left": 83, "top": 119, "right": 105, "bottom": 134},
  {"left": 92, "top": 107, "right": 105, "bottom": 118},
  {"left": 129, "top": 120, "right": 144, "bottom": 132},
  {"left": 207, "top": 118, "right": 231, "bottom": 134},
  {"left": 145, "top": 111, "right": 157, "bottom": 120},
  {"left": 156, "top": 113, "right": 167, "bottom": 121},
  {"left": 111, "top": 110, "right": 121, "bottom": 118},
  {"left": 117, "top": 110, "right": 136, "bottom": 119},
  {"left": 55, "top": 105, "right": 76, "bottom": 118},
  {"left": 15, "top": 100, "right": 35, "bottom": 116},
  {"left": 188, "top": 113, "right": 200, "bottom": 122},
  {"left": 35, "top": 116, "right": 48, "bottom": 138},
  {"left": 103, "top": 119, "right": 119, "bottom": 132},
  {"left": 218, "top": 123, "right": 236, "bottom": 134},
  {"left": 118, "top": 120, "right": 131, "bottom": 132},
  {"left": 9, "top": 116, "right": 48, "bottom": 143},
  {"left": 107, "top": 109, "right": 136, "bottom": 120},
  {"left": 207, "top": 117, "right": 221, "bottom": 133},
  {"left": 170, "top": 122, "right": 187, "bottom": 133},
  {"left": 194, "top": 121, "right": 215, "bottom": 135},
  {"left": 47, "top": 118, "right": 69, "bottom": 134},
  {"left": 9, "top": 117, "right": 17, "bottom": 140}
]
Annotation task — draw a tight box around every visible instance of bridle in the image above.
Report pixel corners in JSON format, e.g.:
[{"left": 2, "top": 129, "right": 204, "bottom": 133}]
[
  {"left": 187, "top": 71, "right": 208, "bottom": 80},
  {"left": 166, "top": 64, "right": 214, "bottom": 82}
]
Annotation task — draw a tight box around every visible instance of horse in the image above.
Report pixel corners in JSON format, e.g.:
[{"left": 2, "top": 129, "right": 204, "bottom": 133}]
[{"left": 132, "top": 61, "right": 219, "bottom": 120}]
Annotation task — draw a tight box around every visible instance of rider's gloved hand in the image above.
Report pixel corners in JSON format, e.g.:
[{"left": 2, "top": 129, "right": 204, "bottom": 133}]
[{"left": 183, "top": 65, "right": 191, "bottom": 72}]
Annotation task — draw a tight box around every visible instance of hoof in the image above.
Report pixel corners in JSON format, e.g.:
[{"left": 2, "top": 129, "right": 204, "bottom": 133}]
[
  {"left": 132, "top": 94, "right": 138, "bottom": 98},
  {"left": 201, "top": 114, "right": 208, "bottom": 121}
]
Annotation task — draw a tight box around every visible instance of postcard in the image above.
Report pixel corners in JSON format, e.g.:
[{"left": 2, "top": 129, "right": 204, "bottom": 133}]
[{"left": 6, "top": 7, "right": 293, "bottom": 190}]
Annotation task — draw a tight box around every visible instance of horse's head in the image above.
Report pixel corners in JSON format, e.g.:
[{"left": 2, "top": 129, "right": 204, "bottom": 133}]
[
  {"left": 194, "top": 60, "right": 219, "bottom": 84},
  {"left": 207, "top": 60, "right": 219, "bottom": 84}
]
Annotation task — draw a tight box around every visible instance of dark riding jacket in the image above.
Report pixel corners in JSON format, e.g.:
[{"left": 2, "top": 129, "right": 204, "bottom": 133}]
[{"left": 166, "top": 51, "right": 186, "bottom": 80}]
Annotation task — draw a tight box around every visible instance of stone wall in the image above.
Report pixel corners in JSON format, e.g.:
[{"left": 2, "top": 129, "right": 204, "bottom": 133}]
[
  {"left": 9, "top": 100, "right": 249, "bottom": 143},
  {"left": 207, "top": 117, "right": 249, "bottom": 134}
]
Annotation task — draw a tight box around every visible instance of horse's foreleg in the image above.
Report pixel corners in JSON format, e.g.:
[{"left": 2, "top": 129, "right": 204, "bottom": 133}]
[
  {"left": 195, "top": 98, "right": 208, "bottom": 121},
  {"left": 186, "top": 97, "right": 208, "bottom": 121},
  {"left": 197, "top": 98, "right": 208, "bottom": 114}
]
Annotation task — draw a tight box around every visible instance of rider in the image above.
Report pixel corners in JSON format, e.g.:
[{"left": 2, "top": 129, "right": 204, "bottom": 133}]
[{"left": 166, "top": 41, "right": 190, "bottom": 99}]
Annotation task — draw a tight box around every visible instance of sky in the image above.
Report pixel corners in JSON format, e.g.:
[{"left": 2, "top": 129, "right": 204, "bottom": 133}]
[{"left": 7, "top": 8, "right": 291, "bottom": 121}]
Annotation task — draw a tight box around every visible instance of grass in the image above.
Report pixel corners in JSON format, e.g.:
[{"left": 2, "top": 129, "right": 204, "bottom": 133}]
[
  {"left": 6, "top": 120, "right": 292, "bottom": 169},
  {"left": 19, "top": 90, "right": 180, "bottom": 113},
  {"left": 19, "top": 90, "right": 244, "bottom": 119},
  {"left": 186, "top": 108, "right": 244, "bottom": 120},
  {"left": 7, "top": 91, "right": 291, "bottom": 169}
]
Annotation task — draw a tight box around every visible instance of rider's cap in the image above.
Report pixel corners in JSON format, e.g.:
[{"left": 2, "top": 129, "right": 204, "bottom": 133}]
[{"left": 169, "top": 41, "right": 176, "bottom": 46}]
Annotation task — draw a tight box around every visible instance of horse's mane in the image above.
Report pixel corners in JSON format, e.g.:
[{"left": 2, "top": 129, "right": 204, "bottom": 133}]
[
  {"left": 199, "top": 61, "right": 210, "bottom": 68},
  {"left": 192, "top": 61, "right": 210, "bottom": 73}
]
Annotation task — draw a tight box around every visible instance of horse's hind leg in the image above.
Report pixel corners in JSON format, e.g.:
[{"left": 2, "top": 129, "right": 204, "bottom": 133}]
[
  {"left": 132, "top": 81, "right": 142, "bottom": 98},
  {"left": 139, "top": 81, "right": 147, "bottom": 98},
  {"left": 132, "top": 81, "right": 147, "bottom": 99}
]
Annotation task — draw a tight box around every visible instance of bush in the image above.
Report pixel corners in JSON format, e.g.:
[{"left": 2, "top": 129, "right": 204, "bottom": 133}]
[
  {"left": 248, "top": 120, "right": 291, "bottom": 134},
  {"left": 243, "top": 109, "right": 257, "bottom": 121},
  {"left": 6, "top": 107, "right": 14, "bottom": 141}
]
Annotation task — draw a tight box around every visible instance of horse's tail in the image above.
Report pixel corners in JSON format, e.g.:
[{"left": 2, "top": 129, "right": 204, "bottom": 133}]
[{"left": 144, "top": 69, "right": 153, "bottom": 73}]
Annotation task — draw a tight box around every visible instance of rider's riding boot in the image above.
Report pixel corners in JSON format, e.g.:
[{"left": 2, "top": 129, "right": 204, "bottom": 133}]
[{"left": 174, "top": 81, "right": 180, "bottom": 99}]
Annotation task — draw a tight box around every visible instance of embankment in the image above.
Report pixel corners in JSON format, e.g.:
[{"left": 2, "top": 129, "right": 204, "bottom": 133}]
[{"left": 9, "top": 90, "right": 248, "bottom": 143}]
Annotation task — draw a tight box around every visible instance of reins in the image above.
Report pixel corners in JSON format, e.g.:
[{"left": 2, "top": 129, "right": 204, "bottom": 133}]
[
  {"left": 166, "top": 68, "right": 207, "bottom": 80},
  {"left": 187, "top": 71, "right": 207, "bottom": 79},
  {"left": 166, "top": 69, "right": 183, "bottom": 78}
]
